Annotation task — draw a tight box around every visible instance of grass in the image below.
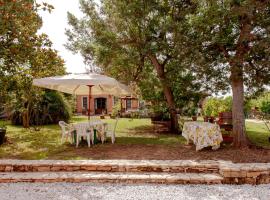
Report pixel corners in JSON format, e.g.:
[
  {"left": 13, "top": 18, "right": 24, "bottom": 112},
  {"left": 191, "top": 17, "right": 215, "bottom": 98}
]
[
  {"left": 246, "top": 121, "right": 270, "bottom": 148},
  {"left": 75, "top": 116, "right": 186, "bottom": 145},
  {"left": 0, "top": 116, "right": 269, "bottom": 160},
  {"left": 0, "top": 116, "right": 185, "bottom": 159}
]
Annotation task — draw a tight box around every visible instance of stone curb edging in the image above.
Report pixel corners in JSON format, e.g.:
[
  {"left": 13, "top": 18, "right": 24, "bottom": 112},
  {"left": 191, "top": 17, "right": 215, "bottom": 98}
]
[
  {"left": 0, "top": 172, "right": 223, "bottom": 184},
  {"left": 219, "top": 163, "right": 270, "bottom": 184},
  {"left": 0, "top": 160, "right": 222, "bottom": 174},
  {"left": 0, "top": 160, "right": 269, "bottom": 184}
]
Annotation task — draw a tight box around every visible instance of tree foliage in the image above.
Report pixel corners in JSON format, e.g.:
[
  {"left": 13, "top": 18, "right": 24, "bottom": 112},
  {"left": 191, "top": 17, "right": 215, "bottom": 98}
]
[
  {"left": 10, "top": 90, "right": 72, "bottom": 126},
  {"left": 250, "top": 92, "right": 270, "bottom": 115},
  {"left": 188, "top": 0, "right": 270, "bottom": 147},
  {"left": 65, "top": 0, "right": 269, "bottom": 144},
  {"left": 0, "top": 0, "right": 66, "bottom": 127},
  {"left": 66, "top": 0, "right": 203, "bottom": 133},
  {"left": 203, "top": 96, "right": 232, "bottom": 117},
  {"left": 0, "top": 0, "right": 54, "bottom": 74},
  {"left": 189, "top": 0, "right": 270, "bottom": 91}
]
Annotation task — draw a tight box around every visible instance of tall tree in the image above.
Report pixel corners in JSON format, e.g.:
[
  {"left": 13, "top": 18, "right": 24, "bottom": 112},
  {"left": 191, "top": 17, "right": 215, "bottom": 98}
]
[
  {"left": 0, "top": 0, "right": 65, "bottom": 127},
  {"left": 66, "top": 0, "right": 196, "bottom": 133},
  {"left": 189, "top": 0, "right": 270, "bottom": 147},
  {"left": 0, "top": 0, "right": 53, "bottom": 74}
]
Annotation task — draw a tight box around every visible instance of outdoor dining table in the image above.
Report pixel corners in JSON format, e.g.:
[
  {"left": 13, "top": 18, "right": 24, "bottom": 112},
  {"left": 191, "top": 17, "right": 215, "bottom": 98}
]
[
  {"left": 72, "top": 120, "right": 108, "bottom": 145},
  {"left": 182, "top": 121, "right": 223, "bottom": 151}
]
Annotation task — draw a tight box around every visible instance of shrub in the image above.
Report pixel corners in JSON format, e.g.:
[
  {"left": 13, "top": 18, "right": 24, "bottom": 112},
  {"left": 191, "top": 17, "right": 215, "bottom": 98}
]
[
  {"left": 39, "top": 91, "right": 72, "bottom": 124},
  {"left": 257, "top": 92, "right": 270, "bottom": 114},
  {"left": 248, "top": 92, "right": 270, "bottom": 115},
  {"left": 150, "top": 104, "right": 170, "bottom": 121},
  {"left": 203, "top": 96, "right": 232, "bottom": 117},
  {"left": 111, "top": 101, "right": 121, "bottom": 118},
  {"left": 10, "top": 91, "right": 72, "bottom": 125},
  {"left": 261, "top": 101, "right": 270, "bottom": 114}
]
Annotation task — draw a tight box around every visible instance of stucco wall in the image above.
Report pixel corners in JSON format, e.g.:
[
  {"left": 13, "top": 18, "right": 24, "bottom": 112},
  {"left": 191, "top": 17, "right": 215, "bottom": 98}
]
[
  {"left": 76, "top": 95, "right": 139, "bottom": 115},
  {"left": 76, "top": 95, "right": 114, "bottom": 114},
  {"left": 132, "top": 99, "right": 139, "bottom": 109}
]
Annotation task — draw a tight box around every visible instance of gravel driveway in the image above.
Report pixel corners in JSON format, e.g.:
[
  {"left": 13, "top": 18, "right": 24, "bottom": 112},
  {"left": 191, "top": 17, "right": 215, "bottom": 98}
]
[{"left": 0, "top": 183, "right": 269, "bottom": 200}]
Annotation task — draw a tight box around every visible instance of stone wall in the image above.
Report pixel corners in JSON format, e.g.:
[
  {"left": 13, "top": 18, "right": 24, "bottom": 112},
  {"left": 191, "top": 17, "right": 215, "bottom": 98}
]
[
  {"left": 220, "top": 163, "right": 270, "bottom": 184},
  {"left": 0, "top": 160, "right": 269, "bottom": 184}
]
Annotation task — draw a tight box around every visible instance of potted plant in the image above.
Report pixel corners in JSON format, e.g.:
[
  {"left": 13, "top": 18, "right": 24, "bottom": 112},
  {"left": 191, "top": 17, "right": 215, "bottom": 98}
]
[
  {"left": 189, "top": 107, "right": 197, "bottom": 121},
  {"left": 192, "top": 116, "right": 197, "bottom": 121},
  {"left": 203, "top": 116, "right": 209, "bottom": 122},
  {"left": 0, "top": 121, "right": 6, "bottom": 145}
]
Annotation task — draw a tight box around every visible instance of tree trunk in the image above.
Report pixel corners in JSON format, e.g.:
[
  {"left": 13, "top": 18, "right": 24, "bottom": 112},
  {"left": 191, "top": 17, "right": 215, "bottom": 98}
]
[
  {"left": 148, "top": 54, "right": 180, "bottom": 133},
  {"left": 231, "top": 67, "right": 248, "bottom": 147},
  {"left": 22, "top": 102, "right": 30, "bottom": 128},
  {"left": 22, "top": 110, "right": 30, "bottom": 128}
]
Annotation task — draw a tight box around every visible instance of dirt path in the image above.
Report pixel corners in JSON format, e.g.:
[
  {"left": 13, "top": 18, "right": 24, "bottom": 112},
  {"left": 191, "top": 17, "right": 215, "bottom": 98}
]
[{"left": 50, "top": 143, "right": 270, "bottom": 163}]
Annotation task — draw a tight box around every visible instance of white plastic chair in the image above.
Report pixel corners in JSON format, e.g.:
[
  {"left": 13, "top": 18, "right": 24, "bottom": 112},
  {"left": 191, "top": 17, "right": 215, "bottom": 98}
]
[
  {"left": 97, "top": 123, "right": 107, "bottom": 144},
  {"left": 105, "top": 118, "right": 119, "bottom": 144},
  {"left": 74, "top": 123, "right": 92, "bottom": 148},
  {"left": 58, "top": 121, "right": 74, "bottom": 144}
]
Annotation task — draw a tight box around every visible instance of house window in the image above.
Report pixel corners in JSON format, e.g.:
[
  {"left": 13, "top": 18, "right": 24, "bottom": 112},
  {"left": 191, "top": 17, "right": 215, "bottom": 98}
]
[
  {"left": 82, "top": 97, "right": 88, "bottom": 109},
  {"left": 126, "top": 99, "right": 132, "bottom": 110}
]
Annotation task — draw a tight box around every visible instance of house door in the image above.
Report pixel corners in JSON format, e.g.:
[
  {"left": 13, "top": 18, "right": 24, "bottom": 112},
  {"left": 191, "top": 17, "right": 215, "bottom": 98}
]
[
  {"left": 95, "top": 98, "right": 107, "bottom": 114},
  {"left": 126, "top": 99, "right": 132, "bottom": 110}
]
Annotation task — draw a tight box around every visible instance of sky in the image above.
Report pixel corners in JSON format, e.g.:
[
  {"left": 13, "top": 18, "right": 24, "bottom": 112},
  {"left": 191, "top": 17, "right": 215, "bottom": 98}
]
[{"left": 37, "top": 0, "right": 86, "bottom": 73}]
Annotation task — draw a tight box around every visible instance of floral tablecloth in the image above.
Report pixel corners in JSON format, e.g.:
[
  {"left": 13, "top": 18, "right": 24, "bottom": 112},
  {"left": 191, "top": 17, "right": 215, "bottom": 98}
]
[{"left": 182, "top": 122, "right": 223, "bottom": 151}]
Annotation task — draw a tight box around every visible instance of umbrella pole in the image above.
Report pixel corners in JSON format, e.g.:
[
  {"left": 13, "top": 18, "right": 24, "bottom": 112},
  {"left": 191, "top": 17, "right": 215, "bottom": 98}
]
[
  {"left": 88, "top": 85, "right": 97, "bottom": 144},
  {"left": 88, "top": 85, "right": 93, "bottom": 120}
]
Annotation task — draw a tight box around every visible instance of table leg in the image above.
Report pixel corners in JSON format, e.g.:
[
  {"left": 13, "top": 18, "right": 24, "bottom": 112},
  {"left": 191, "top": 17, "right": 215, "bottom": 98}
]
[
  {"left": 73, "top": 130, "right": 77, "bottom": 145},
  {"left": 93, "top": 129, "right": 97, "bottom": 144},
  {"left": 212, "top": 144, "right": 220, "bottom": 150},
  {"left": 186, "top": 138, "right": 190, "bottom": 145}
]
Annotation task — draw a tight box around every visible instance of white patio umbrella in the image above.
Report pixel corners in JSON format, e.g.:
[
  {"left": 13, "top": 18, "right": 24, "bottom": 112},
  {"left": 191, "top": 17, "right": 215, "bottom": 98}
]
[{"left": 33, "top": 73, "right": 131, "bottom": 119}]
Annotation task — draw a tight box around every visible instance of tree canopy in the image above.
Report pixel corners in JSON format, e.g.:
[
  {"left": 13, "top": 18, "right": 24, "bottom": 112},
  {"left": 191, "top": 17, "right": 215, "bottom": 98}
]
[
  {"left": 188, "top": 0, "right": 270, "bottom": 146},
  {"left": 65, "top": 0, "right": 270, "bottom": 147},
  {"left": 189, "top": 0, "right": 270, "bottom": 91},
  {"left": 66, "top": 0, "right": 205, "bottom": 133}
]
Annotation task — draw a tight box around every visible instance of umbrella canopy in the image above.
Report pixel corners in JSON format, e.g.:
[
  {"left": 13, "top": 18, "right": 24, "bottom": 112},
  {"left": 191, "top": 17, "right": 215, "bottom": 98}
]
[
  {"left": 33, "top": 73, "right": 131, "bottom": 119},
  {"left": 33, "top": 73, "right": 131, "bottom": 96}
]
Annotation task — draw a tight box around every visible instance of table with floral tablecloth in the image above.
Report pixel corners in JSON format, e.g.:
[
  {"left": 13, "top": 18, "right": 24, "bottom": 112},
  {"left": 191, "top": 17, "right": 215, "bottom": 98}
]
[{"left": 182, "top": 121, "right": 223, "bottom": 151}]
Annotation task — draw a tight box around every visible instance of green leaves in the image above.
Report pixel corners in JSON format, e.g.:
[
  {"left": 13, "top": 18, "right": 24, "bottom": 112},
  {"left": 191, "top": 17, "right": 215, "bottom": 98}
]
[
  {"left": 65, "top": 0, "right": 206, "bottom": 115},
  {"left": 0, "top": 0, "right": 65, "bottom": 127},
  {"left": 189, "top": 0, "right": 270, "bottom": 94},
  {"left": 250, "top": 92, "right": 270, "bottom": 115},
  {"left": 203, "top": 96, "right": 232, "bottom": 117}
]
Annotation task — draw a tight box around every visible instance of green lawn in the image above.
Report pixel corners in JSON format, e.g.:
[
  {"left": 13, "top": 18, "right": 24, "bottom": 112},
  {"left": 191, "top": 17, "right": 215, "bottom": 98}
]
[
  {"left": 0, "top": 116, "right": 269, "bottom": 160},
  {"left": 246, "top": 121, "right": 270, "bottom": 148},
  {"left": 0, "top": 116, "right": 185, "bottom": 159},
  {"left": 72, "top": 116, "right": 185, "bottom": 145}
]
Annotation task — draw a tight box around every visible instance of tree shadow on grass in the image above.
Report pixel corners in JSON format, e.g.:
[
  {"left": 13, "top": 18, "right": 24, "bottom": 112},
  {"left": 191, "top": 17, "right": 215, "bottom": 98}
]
[
  {"left": 0, "top": 125, "right": 74, "bottom": 159},
  {"left": 115, "top": 136, "right": 186, "bottom": 145},
  {"left": 124, "top": 124, "right": 177, "bottom": 137},
  {"left": 0, "top": 121, "right": 185, "bottom": 160}
]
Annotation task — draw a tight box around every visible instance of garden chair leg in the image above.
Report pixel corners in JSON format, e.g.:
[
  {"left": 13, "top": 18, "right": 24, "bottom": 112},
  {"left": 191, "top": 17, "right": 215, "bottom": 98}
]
[
  {"left": 61, "top": 135, "right": 65, "bottom": 144},
  {"left": 87, "top": 135, "right": 91, "bottom": 148},
  {"left": 111, "top": 134, "right": 115, "bottom": 144},
  {"left": 70, "top": 132, "right": 74, "bottom": 144},
  {"left": 76, "top": 134, "right": 79, "bottom": 148}
]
